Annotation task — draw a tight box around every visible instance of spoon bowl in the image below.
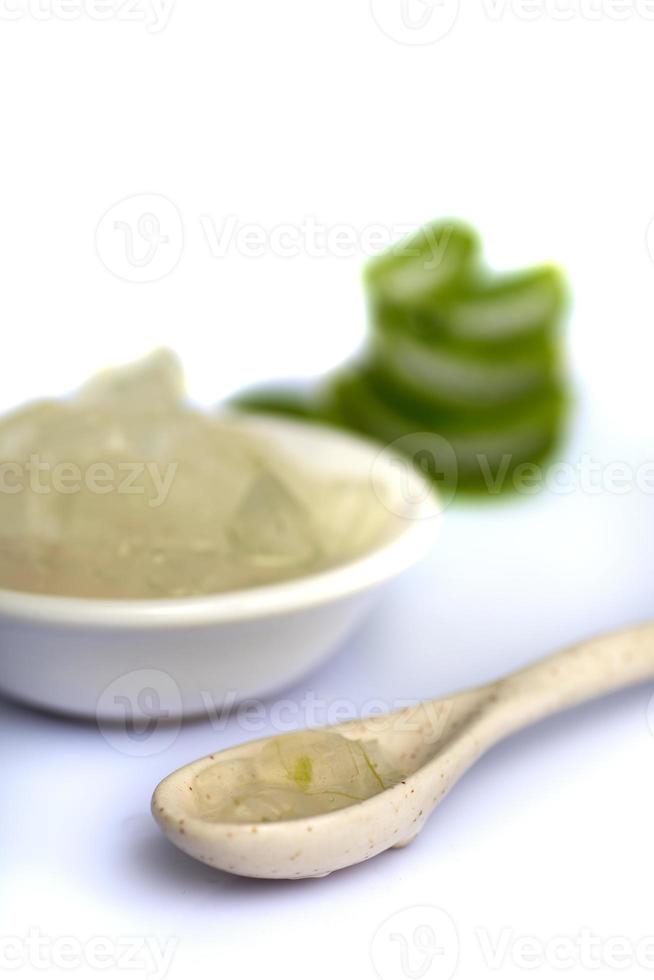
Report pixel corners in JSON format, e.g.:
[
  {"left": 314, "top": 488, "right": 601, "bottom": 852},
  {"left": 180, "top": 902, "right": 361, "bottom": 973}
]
[{"left": 152, "top": 621, "right": 654, "bottom": 878}]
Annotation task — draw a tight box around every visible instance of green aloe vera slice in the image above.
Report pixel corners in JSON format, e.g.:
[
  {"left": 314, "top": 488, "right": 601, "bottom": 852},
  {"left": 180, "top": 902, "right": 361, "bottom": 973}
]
[
  {"left": 370, "top": 325, "right": 561, "bottom": 411},
  {"left": 370, "top": 265, "right": 566, "bottom": 355},
  {"left": 231, "top": 386, "right": 323, "bottom": 423},
  {"left": 325, "top": 367, "right": 566, "bottom": 490},
  {"left": 363, "top": 220, "right": 479, "bottom": 306},
  {"left": 432, "top": 265, "right": 566, "bottom": 342},
  {"left": 363, "top": 365, "right": 563, "bottom": 431},
  {"left": 230, "top": 220, "right": 570, "bottom": 498}
]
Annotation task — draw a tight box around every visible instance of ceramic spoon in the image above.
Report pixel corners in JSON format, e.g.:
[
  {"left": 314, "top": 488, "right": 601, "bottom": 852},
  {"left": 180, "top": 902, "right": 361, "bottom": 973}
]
[{"left": 152, "top": 620, "right": 654, "bottom": 879}]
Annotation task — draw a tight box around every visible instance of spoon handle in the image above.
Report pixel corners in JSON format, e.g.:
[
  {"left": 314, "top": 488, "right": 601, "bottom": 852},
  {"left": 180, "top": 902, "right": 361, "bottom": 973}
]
[{"left": 490, "top": 620, "right": 654, "bottom": 737}]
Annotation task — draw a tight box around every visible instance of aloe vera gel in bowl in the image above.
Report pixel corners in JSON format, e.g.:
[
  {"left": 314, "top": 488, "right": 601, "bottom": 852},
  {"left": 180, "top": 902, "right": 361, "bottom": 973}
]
[
  {"left": 0, "top": 386, "right": 440, "bottom": 719},
  {"left": 0, "top": 351, "right": 398, "bottom": 600}
]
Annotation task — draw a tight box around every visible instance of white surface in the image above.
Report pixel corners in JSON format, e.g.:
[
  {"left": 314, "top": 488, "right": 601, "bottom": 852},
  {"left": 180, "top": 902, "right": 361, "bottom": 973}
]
[
  {"left": 2, "top": 2, "right": 654, "bottom": 979},
  {"left": 3, "top": 399, "right": 654, "bottom": 979}
]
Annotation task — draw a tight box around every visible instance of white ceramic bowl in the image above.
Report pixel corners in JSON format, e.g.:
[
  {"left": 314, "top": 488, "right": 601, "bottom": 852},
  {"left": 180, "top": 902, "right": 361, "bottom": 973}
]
[{"left": 0, "top": 415, "right": 441, "bottom": 720}]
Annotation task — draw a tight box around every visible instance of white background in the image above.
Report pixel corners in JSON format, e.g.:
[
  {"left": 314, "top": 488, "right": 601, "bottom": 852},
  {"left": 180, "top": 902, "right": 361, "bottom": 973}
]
[{"left": 3, "top": 1, "right": 654, "bottom": 979}]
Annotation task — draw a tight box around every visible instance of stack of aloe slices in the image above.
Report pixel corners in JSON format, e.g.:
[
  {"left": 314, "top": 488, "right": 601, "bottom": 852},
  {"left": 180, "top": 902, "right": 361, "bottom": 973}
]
[{"left": 233, "top": 220, "right": 569, "bottom": 494}]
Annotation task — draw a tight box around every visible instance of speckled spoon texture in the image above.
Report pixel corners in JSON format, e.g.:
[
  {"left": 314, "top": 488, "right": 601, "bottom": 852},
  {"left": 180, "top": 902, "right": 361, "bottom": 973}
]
[{"left": 152, "top": 621, "right": 654, "bottom": 879}]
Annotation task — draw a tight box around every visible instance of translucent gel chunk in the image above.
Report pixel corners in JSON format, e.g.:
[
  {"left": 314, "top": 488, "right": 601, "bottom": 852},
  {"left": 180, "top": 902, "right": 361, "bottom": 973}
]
[
  {"left": 0, "top": 351, "right": 395, "bottom": 598},
  {"left": 193, "top": 731, "right": 404, "bottom": 823},
  {"left": 227, "top": 470, "right": 320, "bottom": 569}
]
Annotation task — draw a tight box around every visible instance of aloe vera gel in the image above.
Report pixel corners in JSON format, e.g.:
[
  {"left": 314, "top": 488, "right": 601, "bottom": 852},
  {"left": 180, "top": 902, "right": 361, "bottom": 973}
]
[
  {"left": 0, "top": 352, "right": 391, "bottom": 599},
  {"left": 194, "top": 731, "right": 403, "bottom": 823}
]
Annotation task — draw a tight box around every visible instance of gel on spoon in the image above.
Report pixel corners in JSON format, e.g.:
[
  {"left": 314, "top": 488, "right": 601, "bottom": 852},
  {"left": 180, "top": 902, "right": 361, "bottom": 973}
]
[{"left": 152, "top": 621, "right": 654, "bottom": 879}]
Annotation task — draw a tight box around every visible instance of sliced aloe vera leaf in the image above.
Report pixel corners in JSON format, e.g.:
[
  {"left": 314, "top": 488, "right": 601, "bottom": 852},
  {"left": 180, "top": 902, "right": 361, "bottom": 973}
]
[
  {"left": 325, "top": 367, "right": 566, "bottom": 490},
  {"left": 370, "top": 323, "right": 561, "bottom": 411},
  {"left": 331, "top": 364, "right": 565, "bottom": 436},
  {"left": 372, "top": 264, "right": 566, "bottom": 353},
  {"left": 364, "top": 220, "right": 479, "bottom": 306},
  {"left": 435, "top": 265, "right": 567, "bottom": 342},
  {"left": 365, "top": 365, "right": 566, "bottom": 434},
  {"left": 231, "top": 385, "right": 325, "bottom": 423}
]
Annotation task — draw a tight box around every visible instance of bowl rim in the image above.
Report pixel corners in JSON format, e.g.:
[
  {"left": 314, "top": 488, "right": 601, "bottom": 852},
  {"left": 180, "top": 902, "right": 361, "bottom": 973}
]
[{"left": 0, "top": 415, "right": 442, "bottom": 629}]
